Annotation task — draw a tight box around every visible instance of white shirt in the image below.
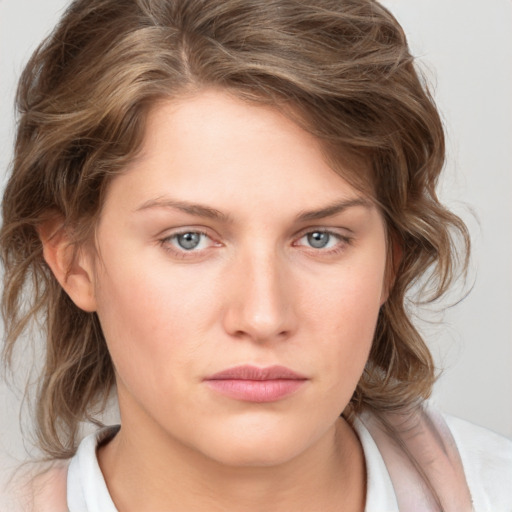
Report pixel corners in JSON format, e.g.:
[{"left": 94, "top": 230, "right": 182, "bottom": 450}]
[
  {"left": 10, "top": 405, "right": 512, "bottom": 511},
  {"left": 67, "top": 421, "right": 402, "bottom": 511}
]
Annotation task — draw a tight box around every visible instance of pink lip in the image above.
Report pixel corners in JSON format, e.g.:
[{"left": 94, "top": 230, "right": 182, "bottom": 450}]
[{"left": 204, "top": 365, "right": 308, "bottom": 403}]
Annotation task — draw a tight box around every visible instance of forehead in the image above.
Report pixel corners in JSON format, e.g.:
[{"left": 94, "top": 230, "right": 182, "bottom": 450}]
[{"left": 119, "top": 90, "right": 375, "bottom": 205}]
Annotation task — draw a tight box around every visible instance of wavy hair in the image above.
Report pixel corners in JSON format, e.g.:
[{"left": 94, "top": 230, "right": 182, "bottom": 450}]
[{"left": 1, "top": 0, "right": 469, "bottom": 458}]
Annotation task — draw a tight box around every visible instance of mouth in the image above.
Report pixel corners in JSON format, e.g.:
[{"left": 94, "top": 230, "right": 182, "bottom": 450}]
[{"left": 203, "top": 365, "right": 308, "bottom": 403}]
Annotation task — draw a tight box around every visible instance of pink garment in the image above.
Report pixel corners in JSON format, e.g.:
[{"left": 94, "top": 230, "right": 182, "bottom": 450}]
[
  {"left": 360, "top": 403, "right": 474, "bottom": 511},
  {"left": 10, "top": 460, "right": 68, "bottom": 512}
]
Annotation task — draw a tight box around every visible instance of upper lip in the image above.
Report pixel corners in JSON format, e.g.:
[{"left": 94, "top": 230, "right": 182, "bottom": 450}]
[{"left": 205, "top": 365, "right": 307, "bottom": 381}]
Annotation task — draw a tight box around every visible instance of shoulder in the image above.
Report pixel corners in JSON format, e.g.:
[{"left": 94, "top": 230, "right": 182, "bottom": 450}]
[
  {"left": 358, "top": 402, "right": 512, "bottom": 510},
  {"left": 443, "top": 412, "right": 512, "bottom": 510},
  {"left": 2, "top": 460, "right": 69, "bottom": 512}
]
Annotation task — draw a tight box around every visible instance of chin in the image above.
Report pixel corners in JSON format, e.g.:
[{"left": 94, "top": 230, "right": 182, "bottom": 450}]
[
  {"left": 205, "top": 439, "right": 305, "bottom": 469},
  {"left": 191, "top": 417, "right": 325, "bottom": 469}
]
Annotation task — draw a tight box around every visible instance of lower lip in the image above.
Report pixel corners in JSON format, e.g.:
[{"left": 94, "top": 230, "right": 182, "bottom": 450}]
[{"left": 205, "top": 379, "right": 306, "bottom": 402}]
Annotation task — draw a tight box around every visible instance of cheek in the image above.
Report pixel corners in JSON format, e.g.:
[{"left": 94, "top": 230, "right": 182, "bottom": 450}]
[
  {"left": 304, "top": 262, "right": 385, "bottom": 386},
  {"left": 94, "top": 241, "right": 214, "bottom": 342},
  {"left": 92, "top": 261, "right": 204, "bottom": 392}
]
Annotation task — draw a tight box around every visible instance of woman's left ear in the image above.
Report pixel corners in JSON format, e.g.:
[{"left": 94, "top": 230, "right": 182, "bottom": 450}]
[
  {"left": 381, "top": 238, "right": 403, "bottom": 306},
  {"left": 37, "top": 216, "right": 97, "bottom": 312}
]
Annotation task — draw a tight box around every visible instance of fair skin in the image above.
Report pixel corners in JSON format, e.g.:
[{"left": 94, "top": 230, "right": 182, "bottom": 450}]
[{"left": 44, "top": 90, "right": 390, "bottom": 511}]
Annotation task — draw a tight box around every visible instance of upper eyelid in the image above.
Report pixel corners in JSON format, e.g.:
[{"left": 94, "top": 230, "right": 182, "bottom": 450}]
[
  {"left": 159, "top": 226, "right": 215, "bottom": 240},
  {"left": 159, "top": 227, "right": 349, "bottom": 237},
  {"left": 294, "top": 231, "right": 350, "bottom": 244},
  {"left": 294, "top": 227, "right": 352, "bottom": 240},
  {"left": 163, "top": 228, "right": 209, "bottom": 237},
  {"left": 163, "top": 230, "right": 215, "bottom": 245}
]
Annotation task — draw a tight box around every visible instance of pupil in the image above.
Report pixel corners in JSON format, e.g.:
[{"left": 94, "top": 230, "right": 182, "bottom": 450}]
[
  {"left": 177, "top": 232, "right": 200, "bottom": 250},
  {"left": 307, "top": 232, "right": 329, "bottom": 249}
]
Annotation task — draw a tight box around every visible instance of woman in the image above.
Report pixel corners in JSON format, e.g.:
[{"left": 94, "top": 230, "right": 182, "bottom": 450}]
[{"left": 1, "top": 0, "right": 511, "bottom": 510}]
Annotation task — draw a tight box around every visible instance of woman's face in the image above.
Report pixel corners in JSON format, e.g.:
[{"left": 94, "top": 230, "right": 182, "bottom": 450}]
[{"left": 89, "top": 90, "right": 389, "bottom": 467}]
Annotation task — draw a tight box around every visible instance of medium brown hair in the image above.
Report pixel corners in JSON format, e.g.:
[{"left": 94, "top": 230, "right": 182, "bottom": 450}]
[{"left": 1, "top": 0, "right": 469, "bottom": 458}]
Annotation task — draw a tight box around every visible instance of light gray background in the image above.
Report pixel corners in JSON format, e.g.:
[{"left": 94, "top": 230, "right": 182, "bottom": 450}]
[{"left": 1, "top": 0, "right": 511, "bottom": 492}]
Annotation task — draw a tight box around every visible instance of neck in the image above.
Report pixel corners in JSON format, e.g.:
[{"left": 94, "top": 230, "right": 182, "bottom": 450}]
[{"left": 98, "top": 415, "right": 365, "bottom": 512}]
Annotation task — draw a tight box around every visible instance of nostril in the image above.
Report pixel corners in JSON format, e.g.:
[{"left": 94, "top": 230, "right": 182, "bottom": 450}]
[{"left": 220, "top": 262, "right": 297, "bottom": 342}]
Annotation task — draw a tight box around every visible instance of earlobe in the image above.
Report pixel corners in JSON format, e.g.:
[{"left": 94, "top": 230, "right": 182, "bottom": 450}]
[{"left": 38, "top": 216, "right": 97, "bottom": 313}]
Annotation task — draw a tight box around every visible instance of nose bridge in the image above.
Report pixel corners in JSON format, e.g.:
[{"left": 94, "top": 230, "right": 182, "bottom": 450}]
[{"left": 223, "top": 242, "right": 295, "bottom": 342}]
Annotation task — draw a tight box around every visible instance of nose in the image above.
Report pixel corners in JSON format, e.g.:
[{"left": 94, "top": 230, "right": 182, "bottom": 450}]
[{"left": 221, "top": 247, "right": 297, "bottom": 343}]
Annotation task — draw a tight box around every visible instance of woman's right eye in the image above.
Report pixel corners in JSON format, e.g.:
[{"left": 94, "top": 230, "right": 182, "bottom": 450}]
[
  {"left": 173, "top": 232, "right": 205, "bottom": 250},
  {"left": 161, "top": 230, "right": 216, "bottom": 254}
]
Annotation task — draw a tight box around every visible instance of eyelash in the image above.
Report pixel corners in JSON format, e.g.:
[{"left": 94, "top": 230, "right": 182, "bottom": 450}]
[
  {"left": 159, "top": 228, "right": 353, "bottom": 259},
  {"left": 293, "top": 229, "right": 353, "bottom": 255},
  {"left": 159, "top": 230, "right": 215, "bottom": 259}
]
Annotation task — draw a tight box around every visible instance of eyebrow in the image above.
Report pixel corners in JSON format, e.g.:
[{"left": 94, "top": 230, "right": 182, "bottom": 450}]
[
  {"left": 295, "top": 197, "right": 372, "bottom": 222},
  {"left": 135, "top": 196, "right": 371, "bottom": 223},
  {"left": 135, "top": 197, "right": 233, "bottom": 222}
]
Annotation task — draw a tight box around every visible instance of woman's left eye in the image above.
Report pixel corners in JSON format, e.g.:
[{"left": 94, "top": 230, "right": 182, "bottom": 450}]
[{"left": 295, "top": 230, "right": 348, "bottom": 251}]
